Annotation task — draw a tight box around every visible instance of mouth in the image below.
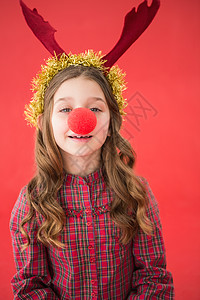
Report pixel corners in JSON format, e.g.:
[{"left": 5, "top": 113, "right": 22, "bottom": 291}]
[{"left": 68, "top": 135, "right": 93, "bottom": 139}]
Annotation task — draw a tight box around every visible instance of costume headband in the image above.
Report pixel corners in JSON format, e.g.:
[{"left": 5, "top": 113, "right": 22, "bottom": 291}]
[{"left": 20, "top": 0, "right": 160, "bottom": 128}]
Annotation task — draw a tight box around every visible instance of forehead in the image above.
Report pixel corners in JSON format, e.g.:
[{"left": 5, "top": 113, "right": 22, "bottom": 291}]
[{"left": 54, "top": 77, "right": 105, "bottom": 101}]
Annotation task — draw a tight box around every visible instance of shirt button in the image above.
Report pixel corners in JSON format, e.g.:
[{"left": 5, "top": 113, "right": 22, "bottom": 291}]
[
  {"left": 90, "top": 257, "right": 95, "bottom": 262},
  {"left": 91, "top": 292, "right": 96, "bottom": 297},
  {"left": 88, "top": 245, "right": 94, "bottom": 249},
  {"left": 87, "top": 222, "right": 91, "bottom": 226},
  {"left": 91, "top": 280, "right": 95, "bottom": 284},
  {"left": 85, "top": 209, "right": 90, "bottom": 213}
]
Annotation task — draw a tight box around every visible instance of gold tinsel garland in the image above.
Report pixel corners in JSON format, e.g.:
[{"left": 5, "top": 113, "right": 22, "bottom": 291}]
[{"left": 24, "top": 50, "right": 128, "bottom": 127}]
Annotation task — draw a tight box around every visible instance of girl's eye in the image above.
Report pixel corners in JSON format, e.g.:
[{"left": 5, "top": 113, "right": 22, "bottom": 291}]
[
  {"left": 60, "top": 108, "right": 71, "bottom": 113},
  {"left": 90, "top": 108, "right": 101, "bottom": 112},
  {"left": 59, "top": 108, "right": 101, "bottom": 113}
]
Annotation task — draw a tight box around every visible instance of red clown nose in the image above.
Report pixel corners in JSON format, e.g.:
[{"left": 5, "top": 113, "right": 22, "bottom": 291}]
[{"left": 68, "top": 107, "right": 97, "bottom": 135}]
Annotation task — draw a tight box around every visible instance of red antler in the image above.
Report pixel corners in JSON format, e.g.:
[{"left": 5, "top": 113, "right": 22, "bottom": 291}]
[
  {"left": 19, "top": 0, "right": 65, "bottom": 56},
  {"left": 19, "top": 0, "right": 160, "bottom": 66},
  {"left": 103, "top": 0, "right": 160, "bottom": 68}
]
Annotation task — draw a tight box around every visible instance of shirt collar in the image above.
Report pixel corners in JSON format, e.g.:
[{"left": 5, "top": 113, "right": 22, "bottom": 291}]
[{"left": 64, "top": 166, "right": 104, "bottom": 186}]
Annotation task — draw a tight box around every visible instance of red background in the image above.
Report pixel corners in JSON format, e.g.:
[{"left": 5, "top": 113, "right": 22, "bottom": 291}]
[{"left": 0, "top": 0, "right": 199, "bottom": 299}]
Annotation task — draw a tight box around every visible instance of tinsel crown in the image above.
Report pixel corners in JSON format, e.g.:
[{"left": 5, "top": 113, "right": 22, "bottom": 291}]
[{"left": 24, "top": 50, "right": 128, "bottom": 128}]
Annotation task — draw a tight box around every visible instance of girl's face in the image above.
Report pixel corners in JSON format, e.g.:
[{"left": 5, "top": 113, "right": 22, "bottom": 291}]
[{"left": 51, "top": 76, "right": 110, "bottom": 165}]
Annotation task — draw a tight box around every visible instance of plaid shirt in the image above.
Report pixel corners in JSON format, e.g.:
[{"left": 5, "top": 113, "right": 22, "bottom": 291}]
[{"left": 10, "top": 167, "right": 174, "bottom": 299}]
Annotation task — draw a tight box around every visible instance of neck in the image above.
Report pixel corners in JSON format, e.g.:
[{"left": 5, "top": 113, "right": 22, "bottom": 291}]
[{"left": 62, "top": 149, "right": 102, "bottom": 177}]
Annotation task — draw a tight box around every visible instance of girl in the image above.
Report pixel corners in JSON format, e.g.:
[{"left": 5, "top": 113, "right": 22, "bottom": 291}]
[
  {"left": 10, "top": 61, "right": 174, "bottom": 299},
  {"left": 10, "top": 1, "right": 174, "bottom": 299}
]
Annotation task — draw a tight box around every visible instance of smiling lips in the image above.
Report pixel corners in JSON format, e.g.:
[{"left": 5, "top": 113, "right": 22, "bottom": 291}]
[{"left": 69, "top": 135, "right": 92, "bottom": 139}]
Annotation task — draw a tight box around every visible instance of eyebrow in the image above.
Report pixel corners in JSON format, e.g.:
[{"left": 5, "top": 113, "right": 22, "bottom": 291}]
[{"left": 54, "top": 97, "right": 106, "bottom": 105}]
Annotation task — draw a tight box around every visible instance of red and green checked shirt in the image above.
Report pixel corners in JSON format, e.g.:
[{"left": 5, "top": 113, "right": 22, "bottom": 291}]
[{"left": 10, "top": 167, "right": 174, "bottom": 299}]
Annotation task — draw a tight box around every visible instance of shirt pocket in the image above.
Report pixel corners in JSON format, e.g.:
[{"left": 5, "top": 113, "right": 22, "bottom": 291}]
[
  {"left": 113, "top": 226, "right": 132, "bottom": 264},
  {"left": 96, "top": 226, "right": 131, "bottom": 269}
]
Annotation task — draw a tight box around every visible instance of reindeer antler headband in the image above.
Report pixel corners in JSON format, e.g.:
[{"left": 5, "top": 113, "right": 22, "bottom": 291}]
[{"left": 20, "top": 0, "right": 160, "bottom": 127}]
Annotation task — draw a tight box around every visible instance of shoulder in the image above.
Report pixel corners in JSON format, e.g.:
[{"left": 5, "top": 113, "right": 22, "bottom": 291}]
[
  {"left": 137, "top": 175, "right": 157, "bottom": 203},
  {"left": 137, "top": 176, "right": 161, "bottom": 224},
  {"left": 9, "top": 185, "right": 29, "bottom": 229}
]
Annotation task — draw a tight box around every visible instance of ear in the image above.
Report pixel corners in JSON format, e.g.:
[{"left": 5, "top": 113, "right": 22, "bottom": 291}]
[{"left": 37, "top": 114, "right": 43, "bottom": 130}]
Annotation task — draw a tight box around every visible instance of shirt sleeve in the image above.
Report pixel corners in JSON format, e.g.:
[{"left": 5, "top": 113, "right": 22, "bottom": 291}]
[
  {"left": 9, "top": 186, "right": 59, "bottom": 300},
  {"left": 127, "top": 177, "right": 175, "bottom": 299}
]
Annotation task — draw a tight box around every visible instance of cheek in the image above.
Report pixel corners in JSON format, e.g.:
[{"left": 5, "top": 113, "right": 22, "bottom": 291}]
[
  {"left": 51, "top": 115, "right": 69, "bottom": 137},
  {"left": 98, "top": 115, "right": 110, "bottom": 136}
]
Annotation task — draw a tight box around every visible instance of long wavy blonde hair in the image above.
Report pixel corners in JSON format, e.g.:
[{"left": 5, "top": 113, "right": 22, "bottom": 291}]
[{"left": 20, "top": 65, "right": 152, "bottom": 251}]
